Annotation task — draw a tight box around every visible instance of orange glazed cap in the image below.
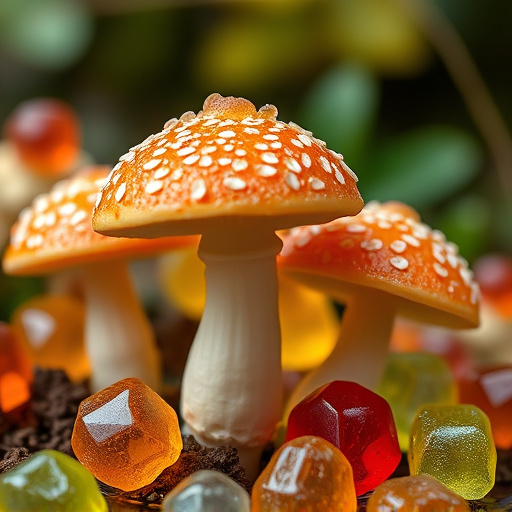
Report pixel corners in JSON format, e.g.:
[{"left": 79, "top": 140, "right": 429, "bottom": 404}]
[
  {"left": 2, "top": 166, "right": 195, "bottom": 276},
  {"left": 279, "top": 201, "right": 480, "bottom": 329},
  {"left": 92, "top": 94, "right": 364, "bottom": 239}
]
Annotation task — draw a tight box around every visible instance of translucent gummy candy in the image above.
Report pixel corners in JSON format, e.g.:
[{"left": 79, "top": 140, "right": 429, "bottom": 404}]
[
  {"left": 71, "top": 377, "right": 182, "bottom": 491},
  {"left": 162, "top": 470, "right": 250, "bottom": 512},
  {"left": 367, "top": 474, "right": 470, "bottom": 512},
  {"left": 252, "top": 436, "right": 357, "bottom": 512},
  {"left": 0, "top": 450, "right": 107, "bottom": 511},
  {"left": 409, "top": 404, "right": 497, "bottom": 500}
]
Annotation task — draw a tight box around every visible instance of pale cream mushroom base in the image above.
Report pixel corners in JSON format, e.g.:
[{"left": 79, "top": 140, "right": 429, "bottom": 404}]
[
  {"left": 279, "top": 201, "right": 480, "bottom": 417},
  {"left": 2, "top": 167, "right": 193, "bottom": 393},
  {"left": 91, "top": 93, "right": 364, "bottom": 478}
]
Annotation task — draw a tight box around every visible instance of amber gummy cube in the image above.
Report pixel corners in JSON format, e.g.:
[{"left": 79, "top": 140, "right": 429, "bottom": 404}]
[{"left": 72, "top": 377, "right": 182, "bottom": 491}]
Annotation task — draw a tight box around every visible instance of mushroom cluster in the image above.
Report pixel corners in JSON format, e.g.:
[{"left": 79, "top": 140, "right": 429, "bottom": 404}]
[{"left": 92, "top": 93, "right": 364, "bottom": 477}]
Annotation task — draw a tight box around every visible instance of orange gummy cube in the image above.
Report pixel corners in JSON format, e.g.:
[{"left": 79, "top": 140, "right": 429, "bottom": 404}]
[{"left": 71, "top": 378, "right": 182, "bottom": 491}]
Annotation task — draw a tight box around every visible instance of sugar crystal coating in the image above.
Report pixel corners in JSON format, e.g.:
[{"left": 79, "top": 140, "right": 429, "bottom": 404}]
[
  {"left": 251, "top": 436, "right": 356, "bottom": 512},
  {"left": 285, "top": 381, "right": 401, "bottom": 495},
  {"left": 0, "top": 450, "right": 107, "bottom": 511},
  {"left": 367, "top": 474, "right": 470, "bottom": 512},
  {"left": 71, "top": 377, "right": 182, "bottom": 491},
  {"left": 408, "top": 404, "right": 496, "bottom": 500},
  {"left": 162, "top": 470, "right": 250, "bottom": 512}
]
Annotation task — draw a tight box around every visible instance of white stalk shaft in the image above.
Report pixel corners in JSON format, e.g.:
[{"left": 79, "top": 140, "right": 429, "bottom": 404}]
[
  {"left": 181, "top": 230, "right": 283, "bottom": 478},
  {"left": 285, "top": 290, "right": 396, "bottom": 417},
  {"left": 82, "top": 260, "right": 161, "bottom": 392}
]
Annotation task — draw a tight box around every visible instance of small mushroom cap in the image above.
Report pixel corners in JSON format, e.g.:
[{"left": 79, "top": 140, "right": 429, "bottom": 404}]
[
  {"left": 278, "top": 201, "right": 480, "bottom": 329},
  {"left": 92, "top": 94, "right": 363, "bottom": 238},
  {"left": 2, "top": 166, "right": 196, "bottom": 276}
]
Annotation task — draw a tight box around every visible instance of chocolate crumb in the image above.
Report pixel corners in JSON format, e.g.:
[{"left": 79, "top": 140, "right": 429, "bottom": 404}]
[{"left": 101, "top": 435, "right": 251, "bottom": 506}]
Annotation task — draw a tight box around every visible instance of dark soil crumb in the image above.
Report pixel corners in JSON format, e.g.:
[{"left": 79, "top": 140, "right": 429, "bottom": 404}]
[
  {"left": 101, "top": 435, "right": 251, "bottom": 506},
  {"left": 0, "top": 367, "right": 89, "bottom": 463}
]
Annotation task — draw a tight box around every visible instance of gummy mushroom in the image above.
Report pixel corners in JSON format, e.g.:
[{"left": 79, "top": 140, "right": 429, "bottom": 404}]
[
  {"left": 2, "top": 166, "right": 195, "bottom": 392},
  {"left": 278, "top": 201, "right": 480, "bottom": 414},
  {"left": 92, "top": 93, "right": 363, "bottom": 477}
]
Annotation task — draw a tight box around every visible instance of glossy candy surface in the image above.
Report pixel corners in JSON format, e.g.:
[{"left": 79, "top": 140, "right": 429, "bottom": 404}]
[
  {"left": 11, "top": 294, "right": 90, "bottom": 382},
  {"left": 162, "top": 470, "right": 250, "bottom": 512},
  {"left": 286, "top": 381, "right": 401, "bottom": 495},
  {"left": 377, "top": 352, "right": 457, "bottom": 451},
  {"left": 458, "top": 366, "right": 512, "bottom": 449},
  {"left": 251, "top": 436, "right": 356, "bottom": 512},
  {"left": 4, "top": 98, "right": 80, "bottom": 176},
  {"left": 409, "top": 404, "right": 496, "bottom": 500},
  {"left": 367, "top": 474, "right": 470, "bottom": 512},
  {"left": 0, "top": 322, "right": 32, "bottom": 412},
  {"left": 71, "top": 377, "right": 182, "bottom": 491},
  {"left": 0, "top": 450, "right": 107, "bottom": 511}
]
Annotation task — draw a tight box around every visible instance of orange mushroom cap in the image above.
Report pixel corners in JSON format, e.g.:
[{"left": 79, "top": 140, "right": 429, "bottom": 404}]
[
  {"left": 92, "top": 94, "right": 363, "bottom": 238},
  {"left": 2, "top": 165, "right": 196, "bottom": 276},
  {"left": 278, "top": 201, "right": 480, "bottom": 329}
]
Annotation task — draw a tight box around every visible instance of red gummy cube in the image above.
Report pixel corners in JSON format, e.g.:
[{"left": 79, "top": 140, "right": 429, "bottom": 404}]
[{"left": 286, "top": 381, "right": 401, "bottom": 495}]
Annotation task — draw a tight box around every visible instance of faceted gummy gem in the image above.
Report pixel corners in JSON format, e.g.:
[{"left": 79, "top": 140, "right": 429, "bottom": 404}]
[
  {"left": 162, "top": 470, "right": 250, "bottom": 512},
  {"left": 0, "top": 322, "right": 32, "bottom": 413},
  {"left": 11, "top": 294, "right": 90, "bottom": 383},
  {"left": 458, "top": 366, "right": 512, "bottom": 449},
  {"left": 252, "top": 436, "right": 357, "bottom": 512},
  {"left": 71, "top": 377, "right": 183, "bottom": 491},
  {"left": 377, "top": 352, "right": 457, "bottom": 451},
  {"left": 367, "top": 474, "right": 470, "bottom": 512},
  {"left": 286, "top": 381, "right": 401, "bottom": 495},
  {"left": 408, "top": 404, "right": 497, "bottom": 500},
  {"left": 0, "top": 450, "right": 107, "bottom": 511}
]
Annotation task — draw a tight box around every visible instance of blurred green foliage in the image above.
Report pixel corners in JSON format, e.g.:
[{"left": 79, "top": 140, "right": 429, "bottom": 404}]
[{"left": 0, "top": 0, "right": 511, "bottom": 321}]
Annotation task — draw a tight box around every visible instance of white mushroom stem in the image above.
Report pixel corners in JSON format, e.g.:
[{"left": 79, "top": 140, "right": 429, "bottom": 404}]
[
  {"left": 285, "top": 288, "right": 396, "bottom": 419},
  {"left": 181, "top": 227, "right": 283, "bottom": 481},
  {"left": 81, "top": 259, "right": 162, "bottom": 392}
]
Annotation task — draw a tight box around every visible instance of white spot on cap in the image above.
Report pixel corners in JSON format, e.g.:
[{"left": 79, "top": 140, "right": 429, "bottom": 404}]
[
  {"left": 26, "top": 234, "right": 44, "bottom": 249},
  {"left": 346, "top": 224, "right": 367, "bottom": 233},
  {"left": 301, "top": 153, "right": 312, "bottom": 168},
  {"left": 176, "top": 130, "right": 192, "bottom": 139},
  {"left": 320, "top": 156, "right": 331, "bottom": 173},
  {"left": 402, "top": 234, "right": 421, "bottom": 247},
  {"left": 270, "top": 141, "right": 282, "bottom": 149},
  {"left": 244, "top": 127, "right": 260, "bottom": 135},
  {"left": 58, "top": 203, "right": 77, "bottom": 216},
  {"left": 219, "top": 158, "right": 232, "bottom": 166},
  {"left": 291, "top": 139, "right": 304, "bottom": 148},
  {"left": 154, "top": 167, "right": 170, "bottom": 179},
  {"left": 199, "top": 156, "right": 213, "bottom": 167},
  {"left": 285, "top": 172, "right": 300, "bottom": 191},
  {"left": 70, "top": 210, "right": 87, "bottom": 226},
  {"left": 218, "top": 130, "right": 236, "bottom": 138},
  {"left": 309, "top": 177, "right": 325, "bottom": 190},
  {"left": 263, "top": 134, "right": 279, "bottom": 141},
  {"left": 256, "top": 165, "right": 277, "bottom": 177},
  {"left": 120, "top": 151, "right": 136, "bottom": 162},
  {"left": 115, "top": 183, "right": 127, "bottom": 202},
  {"left": 285, "top": 157, "right": 302, "bottom": 173},
  {"left": 235, "top": 149, "right": 247, "bottom": 157},
  {"left": 177, "top": 146, "right": 196, "bottom": 157},
  {"left": 153, "top": 148, "right": 167, "bottom": 157},
  {"left": 378, "top": 221, "right": 392, "bottom": 229},
  {"left": 145, "top": 181, "right": 163, "bottom": 194},
  {"left": 298, "top": 134, "right": 312, "bottom": 147},
  {"left": 191, "top": 179, "right": 207, "bottom": 200},
  {"left": 203, "top": 119, "right": 220, "bottom": 126},
  {"left": 335, "top": 168, "right": 345, "bottom": 185},
  {"left": 434, "top": 262, "right": 449, "bottom": 278},
  {"left": 340, "top": 160, "right": 358, "bottom": 182},
  {"left": 390, "top": 256, "right": 409, "bottom": 270},
  {"left": 223, "top": 144, "right": 234, "bottom": 151},
  {"left": 224, "top": 176, "right": 247, "bottom": 190},
  {"left": 361, "top": 239, "right": 383, "bottom": 251},
  {"left": 262, "top": 152, "right": 279, "bottom": 164},
  {"left": 183, "top": 154, "right": 200, "bottom": 165},
  {"left": 169, "top": 141, "right": 182, "bottom": 150},
  {"left": 255, "top": 143, "right": 268, "bottom": 151},
  {"left": 390, "top": 240, "right": 407, "bottom": 253},
  {"left": 202, "top": 146, "right": 217, "bottom": 154},
  {"left": 143, "top": 159, "right": 162, "bottom": 171},
  {"left": 232, "top": 159, "right": 248, "bottom": 171},
  {"left": 170, "top": 168, "right": 183, "bottom": 180},
  {"left": 459, "top": 267, "right": 473, "bottom": 287}
]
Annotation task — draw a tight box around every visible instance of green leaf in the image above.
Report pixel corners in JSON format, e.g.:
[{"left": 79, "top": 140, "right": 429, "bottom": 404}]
[
  {"left": 359, "top": 126, "right": 482, "bottom": 209},
  {"left": 298, "top": 64, "right": 379, "bottom": 164}
]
